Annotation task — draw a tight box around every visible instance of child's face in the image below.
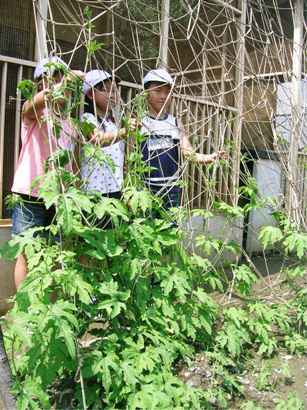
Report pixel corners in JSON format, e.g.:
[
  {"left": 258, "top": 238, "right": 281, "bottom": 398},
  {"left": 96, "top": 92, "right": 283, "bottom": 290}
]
[
  {"left": 147, "top": 83, "right": 172, "bottom": 115},
  {"left": 92, "top": 79, "right": 118, "bottom": 114}
]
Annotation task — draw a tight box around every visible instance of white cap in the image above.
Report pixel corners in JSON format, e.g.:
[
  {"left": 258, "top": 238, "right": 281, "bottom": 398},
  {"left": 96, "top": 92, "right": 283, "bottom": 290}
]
[
  {"left": 83, "top": 70, "right": 120, "bottom": 95},
  {"left": 34, "top": 56, "right": 68, "bottom": 80},
  {"left": 143, "top": 68, "right": 174, "bottom": 87}
]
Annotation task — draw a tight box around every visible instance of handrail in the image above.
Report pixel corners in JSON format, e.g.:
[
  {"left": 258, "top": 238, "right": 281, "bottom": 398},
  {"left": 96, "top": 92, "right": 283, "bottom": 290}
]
[
  {"left": 0, "top": 55, "right": 36, "bottom": 68},
  {"left": 173, "top": 93, "right": 238, "bottom": 113},
  {"left": 120, "top": 81, "right": 238, "bottom": 112},
  {"left": 0, "top": 56, "right": 238, "bottom": 113}
]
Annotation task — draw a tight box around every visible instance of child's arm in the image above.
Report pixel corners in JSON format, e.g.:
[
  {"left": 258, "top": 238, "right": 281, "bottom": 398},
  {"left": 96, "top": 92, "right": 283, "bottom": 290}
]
[
  {"left": 179, "top": 120, "right": 227, "bottom": 164},
  {"left": 90, "top": 127, "right": 126, "bottom": 145},
  {"left": 23, "top": 70, "right": 85, "bottom": 122},
  {"left": 90, "top": 118, "right": 137, "bottom": 146},
  {"left": 22, "top": 89, "right": 49, "bottom": 121}
]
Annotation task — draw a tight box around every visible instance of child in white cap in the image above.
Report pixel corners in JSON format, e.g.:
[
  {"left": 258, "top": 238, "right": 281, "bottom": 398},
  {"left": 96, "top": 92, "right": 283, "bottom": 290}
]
[
  {"left": 11, "top": 56, "right": 82, "bottom": 288},
  {"left": 141, "top": 68, "right": 227, "bottom": 209},
  {"left": 81, "top": 70, "right": 133, "bottom": 200}
]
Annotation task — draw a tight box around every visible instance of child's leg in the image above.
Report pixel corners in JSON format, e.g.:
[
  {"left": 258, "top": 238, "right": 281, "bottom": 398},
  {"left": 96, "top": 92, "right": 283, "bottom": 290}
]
[
  {"left": 11, "top": 199, "right": 48, "bottom": 289},
  {"left": 14, "top": 254, "right": 27, "bottom": 290}
]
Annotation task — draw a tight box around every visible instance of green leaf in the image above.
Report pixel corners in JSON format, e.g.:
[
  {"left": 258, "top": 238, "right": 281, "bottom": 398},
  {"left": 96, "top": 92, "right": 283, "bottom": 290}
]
[
  {"left": 0, "top": 228, "right": 43, "bottom": 261},
  {"left": 232, "top": 264, "right": 258, "bottom": 296},
  {"left": 17, "top": 79, "right": 36, "bottom": 100},
  {"left": 94, "top": 197, "right": 129, "bottom": 224},
  {"left": 49, "top": 301, "right": 78, "bottom": 328},
  {"left": 275, "top": 393, "right": 304, "bottom": 410},
  {"left": 74, "top": 275, "right": 93, "bottom": 304},
  {"left": 214, "top": 201, "right": 244, "bottom": 218},
  {"left": 18, "top": 376, "right": 50, "bottom": 409},
  {"left": 86, "top": 40, "right": 104, "bottom": 56},
  {"left": 124, "top": 187, "right": 153, "bottom": 215},
  {"left": 259, "top": 226, "right": 283, "bottom": 249},
  {"left": 67, "top": 187, "right": 93, "bottom": 213},
  {"left": 283, "top": 232, "right": 307, "bottom": 259},
  {"left": 77, "top": 227, "right": 124, "bottom": 259},
  {"left": 59, "top": 322, "right": 76, "bottom": 358},
  {"left": 82, "top": 143, "right": 115, "bottom": 172}
]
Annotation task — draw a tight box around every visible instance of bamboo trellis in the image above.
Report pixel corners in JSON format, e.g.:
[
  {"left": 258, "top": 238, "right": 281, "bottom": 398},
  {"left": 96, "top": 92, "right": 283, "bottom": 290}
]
[{"left": 0, "top": 0, "right": 306, "bottom": 228}]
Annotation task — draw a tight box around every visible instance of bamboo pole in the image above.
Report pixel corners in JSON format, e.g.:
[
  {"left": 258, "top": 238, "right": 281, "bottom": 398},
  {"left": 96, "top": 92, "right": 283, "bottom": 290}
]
[
  {"left": 0, "top": 63, "right": 7, "bottom": 218},
  {"left": 158, "top": 0, "right": 170, "bottom": 68},
  {"left": 219, "top": 30, "right": 228, "bottom": 107},
  {"left": 231, "top": 0, "right": 247, "bottom": 205},
  {"left": 197, "top": 105, "right": 206, "bottom": 208},
  {"left": 34, "top": 0, "right": 48, "bottom": 60},
  {"left": 287, "top": 0, "right": 304, "bottom": 225},
  {"left": 14, "top": 66, "right": 23, "bottom": 172},
  {"left": 211, "top": 0, "right": 242, "bottom": 15},
  {"left": 190, "top": 102, "right": 198, "bottom": 206}
]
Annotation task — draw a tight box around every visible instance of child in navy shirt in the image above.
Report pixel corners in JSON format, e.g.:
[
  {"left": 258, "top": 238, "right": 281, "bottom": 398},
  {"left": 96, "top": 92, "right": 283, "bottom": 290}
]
[{"left": 140, "top": 68, "right": 227, "bottom": 209}]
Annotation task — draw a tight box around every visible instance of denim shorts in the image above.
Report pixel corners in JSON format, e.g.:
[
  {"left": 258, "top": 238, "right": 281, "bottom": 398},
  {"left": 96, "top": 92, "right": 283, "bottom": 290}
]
[{"left": 12, "top": 197, "right": 56, "bottom": 236}]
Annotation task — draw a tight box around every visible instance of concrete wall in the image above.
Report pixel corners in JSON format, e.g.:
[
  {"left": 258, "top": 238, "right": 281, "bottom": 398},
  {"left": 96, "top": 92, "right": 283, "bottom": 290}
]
[
  {"left": 183, "top": 214, "right": 244, "bottom": 263},
  {"left": 0, "top": 225, "right": 15, "bottom": 316},
  {"left": 246, "top": 159, "right": 282, "bottom": 254}
]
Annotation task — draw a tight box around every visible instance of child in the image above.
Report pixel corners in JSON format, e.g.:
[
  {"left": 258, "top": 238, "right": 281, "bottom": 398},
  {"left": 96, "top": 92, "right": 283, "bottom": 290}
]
[
  {"left": 140, "top": 68, "right": 227, "bottom": 209},
  {"left": 11, "top": 56, "right": 80, "bottom": 288},
  {"left": 81, "top": 70, "right": 134, "bottom": 199}
]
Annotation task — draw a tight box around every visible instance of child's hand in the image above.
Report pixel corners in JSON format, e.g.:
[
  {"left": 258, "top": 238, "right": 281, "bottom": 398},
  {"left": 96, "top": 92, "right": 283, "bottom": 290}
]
[
  {"left": 215, "top": 150, "right": 228, "bottom": 161},
  {"left": 70, "top": 70, "right": 85, "bottom": 80},
  {"left": 89, "top": 130, "right": 102, "bottom": 144},
  {"left": 195, "top": 150, "right": 228, "bottom": 164},
  {"left": 119, "top": 118, "right": 139, "bottom": 138},
  {"left": 128, "top": 118, "right": 138, "bottom": 132}
]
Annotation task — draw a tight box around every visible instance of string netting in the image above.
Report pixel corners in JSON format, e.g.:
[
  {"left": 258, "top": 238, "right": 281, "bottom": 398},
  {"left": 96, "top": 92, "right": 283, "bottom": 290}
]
[{"left": 32, "top": 0, "right": 306, "bottom": 264}]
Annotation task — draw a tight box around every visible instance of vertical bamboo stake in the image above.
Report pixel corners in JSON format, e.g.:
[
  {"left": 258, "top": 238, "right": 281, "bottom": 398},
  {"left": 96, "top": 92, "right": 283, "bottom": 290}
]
[
  {"left": 223, "top": 113, "right": 232, "bottom": 202},
  {"left": 219, "top": 30, "right": 228, "bottom": 107},
  {"left": 197, "top": 105, "right": 207, "bottom": 208},
  {"left": 288, "top": 0, "right": 304, "bottom": 225},
  {"left": 0, "top": 63, "right": 7, "bottom": 218},
  {"left": 190, "top": 102, "right": 198, "bottom": 207},
  {"left": 186, "top": 100, "right": 192, "bottom": 204},
  {"left": 34, "top": 0, "right": 48, "bottom": 60},
  {"left": 232, "top": 0, "right": 247, "bottom": 205},
  {"left": 158, "top": 0, "right": 170, "bottom": 68},
  {"left": 204, "top": 107, "right": 213, "bottom": 209},
  {"left": 201, "top": 48, "right": 208, "bottom": 98},
  {"left": 14, "top": 65, "right": 23, "bottom": 172}
]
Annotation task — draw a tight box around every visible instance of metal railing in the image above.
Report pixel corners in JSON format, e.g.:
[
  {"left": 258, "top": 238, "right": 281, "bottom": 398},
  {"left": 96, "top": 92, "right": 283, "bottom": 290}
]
[{"left": 0, "top": 55, "right": 36, "bottom": 218}]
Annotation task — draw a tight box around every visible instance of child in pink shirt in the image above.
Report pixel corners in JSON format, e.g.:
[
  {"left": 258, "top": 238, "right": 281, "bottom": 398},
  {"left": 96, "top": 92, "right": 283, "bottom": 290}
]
[{"left": 11, "top": 56, "right": 81, "bottom": 288}]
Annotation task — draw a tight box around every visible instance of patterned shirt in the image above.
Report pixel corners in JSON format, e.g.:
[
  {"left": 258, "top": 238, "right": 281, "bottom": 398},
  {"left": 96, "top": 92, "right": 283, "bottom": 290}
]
[{"left": 80, "top": 112, "right": 125, "bottom": 194}]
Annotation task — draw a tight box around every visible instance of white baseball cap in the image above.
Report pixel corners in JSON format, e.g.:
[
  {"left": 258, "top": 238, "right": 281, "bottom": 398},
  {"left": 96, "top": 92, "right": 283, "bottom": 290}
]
[
  {"left": 83, "top": 70, "right": 120, "bottom": 95},
  {"left": 143, "top": 68, "right": 174, "bottom": 87},
  {"left": 34, "top": 56, "right": 68, "bottom": 80}
]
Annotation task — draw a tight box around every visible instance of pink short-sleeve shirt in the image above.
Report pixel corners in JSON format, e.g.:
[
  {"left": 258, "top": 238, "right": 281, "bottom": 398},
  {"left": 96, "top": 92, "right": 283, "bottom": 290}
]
[{"left": 11, "top": 108, "right": 75, "bottom": 197}]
